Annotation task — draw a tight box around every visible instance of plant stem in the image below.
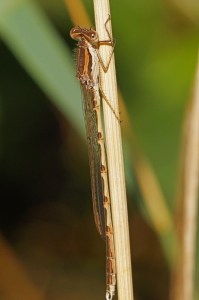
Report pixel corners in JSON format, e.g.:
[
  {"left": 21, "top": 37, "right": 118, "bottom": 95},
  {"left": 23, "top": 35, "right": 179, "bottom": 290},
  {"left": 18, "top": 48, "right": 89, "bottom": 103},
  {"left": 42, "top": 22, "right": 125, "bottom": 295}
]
[
  {"left": 170, "top": 51, "right": 199, "bottom": 300},
  {"left": 93, "top": 1, "right": 134, "bottom": 299}
]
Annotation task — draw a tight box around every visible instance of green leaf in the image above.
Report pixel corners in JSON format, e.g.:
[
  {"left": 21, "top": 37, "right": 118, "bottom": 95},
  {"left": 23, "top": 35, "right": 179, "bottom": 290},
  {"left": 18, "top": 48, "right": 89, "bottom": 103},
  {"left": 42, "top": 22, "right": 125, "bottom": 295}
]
[{"left": 0, "top": 0, "right": 84, "bottom": 136}]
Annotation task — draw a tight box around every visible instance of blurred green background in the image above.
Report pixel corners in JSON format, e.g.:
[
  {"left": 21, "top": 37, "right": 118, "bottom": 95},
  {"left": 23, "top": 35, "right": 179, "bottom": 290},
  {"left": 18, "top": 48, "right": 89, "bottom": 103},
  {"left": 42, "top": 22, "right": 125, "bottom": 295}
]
[{"left": 0, "top": 0, "right": 198, "bottom": 299}]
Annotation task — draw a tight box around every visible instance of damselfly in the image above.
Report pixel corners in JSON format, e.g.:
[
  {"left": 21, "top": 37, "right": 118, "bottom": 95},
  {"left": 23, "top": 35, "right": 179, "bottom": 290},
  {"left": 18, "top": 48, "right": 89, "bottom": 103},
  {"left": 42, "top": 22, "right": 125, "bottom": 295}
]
[{"left": 70, "top": 16, "right": 118, "bottom": 300}]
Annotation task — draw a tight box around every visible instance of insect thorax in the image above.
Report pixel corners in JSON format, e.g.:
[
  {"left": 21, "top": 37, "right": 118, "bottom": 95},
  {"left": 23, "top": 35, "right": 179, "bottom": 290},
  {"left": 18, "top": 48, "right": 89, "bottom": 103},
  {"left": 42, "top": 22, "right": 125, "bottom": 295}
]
[{"left": 77, "top": 41, "right": 100, "bottom": 91}]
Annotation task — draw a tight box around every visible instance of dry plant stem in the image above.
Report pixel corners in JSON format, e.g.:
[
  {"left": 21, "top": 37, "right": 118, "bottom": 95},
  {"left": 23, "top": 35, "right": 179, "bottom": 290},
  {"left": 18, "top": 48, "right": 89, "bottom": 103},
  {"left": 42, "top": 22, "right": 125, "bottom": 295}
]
[
  {"left": 119, "top": 91, "right": 173, "bottom": 238},
  {"left": 171, "top": 53, "right": 199, "bottom": 300},
  {"left": 180, "top": 55, "right": 199, "bottom": 300},
  {"left": 93, "top": 1, "right": 134, "bottom": 299},
  {"left": 64, "top": 0, "right": 91, "bottom": 27},
  {"left": 135, "top": 158, "right": 173, "bottom": 234},
  {"left": 118, "top": 91, "right": 175, "bottom": 264},
  {"left": 168, "top": 0, "right": 199, "bottom": 24},
  {"left": 65, "top": 0, "right": 174, "bottom": 262}
]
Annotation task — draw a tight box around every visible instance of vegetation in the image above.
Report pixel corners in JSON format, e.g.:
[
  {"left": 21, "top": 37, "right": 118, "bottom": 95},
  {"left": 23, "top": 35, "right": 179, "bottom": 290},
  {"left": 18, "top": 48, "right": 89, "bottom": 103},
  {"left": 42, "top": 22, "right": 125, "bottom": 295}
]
[{"left": 0, "top": 0, "right": 198, "bottom": 299}]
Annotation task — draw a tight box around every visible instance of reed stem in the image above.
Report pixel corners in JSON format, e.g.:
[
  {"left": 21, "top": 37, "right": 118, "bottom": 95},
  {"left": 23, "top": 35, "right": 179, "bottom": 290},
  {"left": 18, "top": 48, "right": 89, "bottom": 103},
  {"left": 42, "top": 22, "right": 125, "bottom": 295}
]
[{"left": 93, "top": 1, "right": 134, "bottom": 299}]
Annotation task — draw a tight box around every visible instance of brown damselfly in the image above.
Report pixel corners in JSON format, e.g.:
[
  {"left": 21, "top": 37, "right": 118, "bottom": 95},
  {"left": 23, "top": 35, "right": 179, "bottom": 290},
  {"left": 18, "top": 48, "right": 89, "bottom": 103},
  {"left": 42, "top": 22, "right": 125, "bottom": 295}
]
[{"left": 70, "top": 16, "right": 119, "bottom": 300}]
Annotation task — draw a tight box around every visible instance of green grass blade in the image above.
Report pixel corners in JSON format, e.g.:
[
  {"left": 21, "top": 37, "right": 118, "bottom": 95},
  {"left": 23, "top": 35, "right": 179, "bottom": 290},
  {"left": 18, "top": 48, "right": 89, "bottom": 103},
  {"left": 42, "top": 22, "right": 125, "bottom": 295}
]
[{"left": 0, "top": 0, "right": 84, "bottom": 136}]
